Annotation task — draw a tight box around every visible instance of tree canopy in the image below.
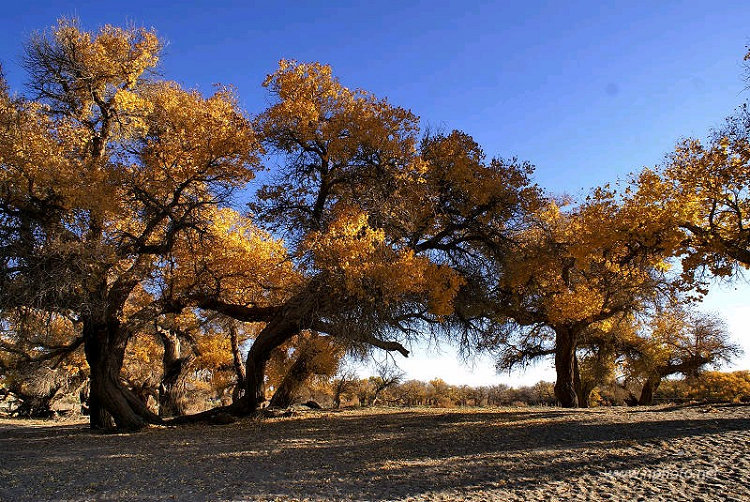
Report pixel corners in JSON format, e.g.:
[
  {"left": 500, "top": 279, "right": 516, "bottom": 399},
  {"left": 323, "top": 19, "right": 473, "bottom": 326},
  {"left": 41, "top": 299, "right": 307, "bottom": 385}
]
[{"left": 0, "top": 20, "right": 747, "bottom": 428}]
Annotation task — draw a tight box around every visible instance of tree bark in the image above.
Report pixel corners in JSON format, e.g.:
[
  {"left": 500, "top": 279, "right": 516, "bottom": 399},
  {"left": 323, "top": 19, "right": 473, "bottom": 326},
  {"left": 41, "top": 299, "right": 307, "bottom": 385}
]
[
  {"left": 158, "top": 330, "right": 191, "bottom": 417},
  {"left": 638, "top": 375, "right": 661, "bottom": 405},
  {"left": 167, "top": 287, "right": 321, "bottom": 424},
  {"left": 230, "top": 285, "right": 325, "bottom": 414},
  {"left": 229, "top": 316, "right": 299, "bottom": 414},
  {"left": 83, "top": 318, "right": 162, "bottom": 430},
  {"left": 229, "top": 325, "right": 246, "bottom": 403},
  {"left": 268, "top": 342, "right": 320, "bottom": 408},
  {"left": 554, "top": 325, "right": 579, "bottom": 408},
  {"left": 573, "top": 355, "right": 590, "bottom": 408}
]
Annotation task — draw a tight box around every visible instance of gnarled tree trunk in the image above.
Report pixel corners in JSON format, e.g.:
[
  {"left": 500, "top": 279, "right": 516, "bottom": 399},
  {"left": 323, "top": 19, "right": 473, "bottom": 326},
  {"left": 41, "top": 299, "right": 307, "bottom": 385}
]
[
  {"left": 268, "top": 342, "right": 320, "bottom": 408},
  {"left": 231, "top": 288, "right": 323, "bottom": 415},
  {"left": 172, "top": 288, "right": 321, "bottom": 423},
  {"left": 83, "top": 318, "right": 162, "bottom": 430},
  {"left": 158, "top": 330, "right": 192, "bottom": 417},
  {"left": 554, "top": 325, "right": 579, "bottom": 408},
  {"left": 231, "top": 316, "right": 299, "bottom": 414}
]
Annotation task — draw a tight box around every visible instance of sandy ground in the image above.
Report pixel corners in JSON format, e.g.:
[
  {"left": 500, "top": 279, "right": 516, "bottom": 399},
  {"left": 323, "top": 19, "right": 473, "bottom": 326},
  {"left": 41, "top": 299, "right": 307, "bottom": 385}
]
[{"left": 1, "top": 404, "right": 749, "bottom": 501}]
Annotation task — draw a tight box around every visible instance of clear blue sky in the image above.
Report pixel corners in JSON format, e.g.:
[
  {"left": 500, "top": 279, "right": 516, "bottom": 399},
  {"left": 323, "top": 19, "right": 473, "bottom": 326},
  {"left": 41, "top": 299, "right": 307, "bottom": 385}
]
[{"left": 1, "top": 1, "right": 749, "bottom": 384}]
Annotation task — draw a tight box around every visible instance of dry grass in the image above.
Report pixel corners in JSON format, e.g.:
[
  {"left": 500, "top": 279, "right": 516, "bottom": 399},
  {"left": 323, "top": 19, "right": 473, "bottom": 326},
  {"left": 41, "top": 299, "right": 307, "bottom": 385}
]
[{"left": 1, "top": 405, "right": 749, "bottom": 501}]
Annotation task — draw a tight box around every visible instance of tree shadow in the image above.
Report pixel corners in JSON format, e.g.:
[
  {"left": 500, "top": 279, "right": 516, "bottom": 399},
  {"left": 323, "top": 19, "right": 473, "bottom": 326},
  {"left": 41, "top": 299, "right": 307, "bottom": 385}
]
[
  {"left": 1, "top": 408, "right": 748, "bottom": 501},
  {"left": 632, "top": 402, "right": 750, "bottom": 413}
]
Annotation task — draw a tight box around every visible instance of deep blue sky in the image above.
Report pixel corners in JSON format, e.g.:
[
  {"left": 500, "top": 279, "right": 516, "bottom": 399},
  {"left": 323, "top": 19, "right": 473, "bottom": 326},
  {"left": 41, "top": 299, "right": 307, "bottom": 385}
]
[
  {"left": 2, "top": 1, "right": 749, "bottom": 382},
  {"left": 2, "top": 1, "right": 749, "bottom": 193}
]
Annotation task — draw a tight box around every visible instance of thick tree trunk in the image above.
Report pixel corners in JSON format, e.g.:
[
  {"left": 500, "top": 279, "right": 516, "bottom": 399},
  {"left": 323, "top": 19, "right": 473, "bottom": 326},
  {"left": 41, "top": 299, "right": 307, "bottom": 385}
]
[
  {"left": 169, "top": 285, "right": 320, "bottom": 423},
  {"left": 229, "top": 316, "right": 299, "bottom": 415},
  {"left": 554, "top": 326, "right": 579, "bottom": 408},
  {"left": 240, "top": 342, "right": 271, "bottom": 413},
  {"left": 87, "top": 389, "right": 116, "bottom": 429},
  {"left": 83, "top": 319, "right": 162, "bottom": 430},
  {"left": 639, "top": 375, "right": 661, "bottom": 405},
  {"left": 232, "top": 287, "right": 323, "bottom": 414},
  {"left": 158, "top": 330, "right": 191, "bottom": 418}
]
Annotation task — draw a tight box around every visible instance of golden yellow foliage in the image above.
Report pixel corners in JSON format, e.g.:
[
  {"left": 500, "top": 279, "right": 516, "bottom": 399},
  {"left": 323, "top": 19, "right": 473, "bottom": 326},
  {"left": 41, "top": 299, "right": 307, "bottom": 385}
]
[
  {"left": 686, "top": 371, "right": 750, "bottom": 402},
  {"left": 500, "top": 193, "right": 667, "bottom": 328},
  {"left": 303, "top": 204, "right": 463, "bottom": 317},
  {"left": 168, "top": 207, "right": 299, "bottom": 307},
  {"left": 259, "top": 60, "right": 419, "bottom": 166},
  {"left": 628, "top": 109, "right": 750, "bottom": 284}
]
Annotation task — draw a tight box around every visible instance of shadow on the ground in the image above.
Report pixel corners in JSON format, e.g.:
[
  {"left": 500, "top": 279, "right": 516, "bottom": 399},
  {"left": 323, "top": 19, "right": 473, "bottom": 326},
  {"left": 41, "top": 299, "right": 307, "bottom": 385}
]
[
  {"left": 631, "top": 402, "right": 750, "bottom": 413},
  {"left": 1, "top": 408, "right": 748, "bottom": 501}
]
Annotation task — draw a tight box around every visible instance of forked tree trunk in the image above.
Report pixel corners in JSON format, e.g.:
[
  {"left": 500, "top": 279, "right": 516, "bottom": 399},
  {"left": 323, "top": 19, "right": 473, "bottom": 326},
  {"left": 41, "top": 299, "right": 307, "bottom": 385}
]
[
  {"left": 332, "top": 376, "right": 352, "bottom": 409},
  {"left": 554, "top": 326, "right": 579, "bottom": 408},
  {"left": 170, "top": 286, "right": 322, "bottom": 423},
  {"left": 638, "top": 375, "right": 662, "bottom": 405},
  {"left": 83, "top": 319, "right": 162, "bottom": 430},
  {"left": 231, "top": 288, "right": 323, "bottom": 414},
  {"left": 169, "top": 317, "right": 298, "bottom": 425}
]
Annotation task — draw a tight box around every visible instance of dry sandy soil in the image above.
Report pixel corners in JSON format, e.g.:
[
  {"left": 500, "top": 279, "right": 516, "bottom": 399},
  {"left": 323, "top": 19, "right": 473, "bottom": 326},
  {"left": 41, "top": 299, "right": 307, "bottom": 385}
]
[{"left": 1, "top": 404, "right": 749, "bottom": 501}]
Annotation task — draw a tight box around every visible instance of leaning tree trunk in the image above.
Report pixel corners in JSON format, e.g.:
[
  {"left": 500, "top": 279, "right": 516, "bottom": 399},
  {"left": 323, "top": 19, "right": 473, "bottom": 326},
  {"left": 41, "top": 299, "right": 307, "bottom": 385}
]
[
  {"left": 83, "top": 318, "right": 162, "bottom": 430},
  {"left": 231, "top": 287, "right": 322, "bottom": 415},
  {"left": 269, "top": 342, "right": 321, "bottom": 408},
  {"left": 554, "top": 326, "right": 579, "bottom": 408},
  {"left": 231, "top": 316, "right": 299, "bottom": 415},
  {"left": 332, "top": 377, "right": 350, "bottom": 409},
  {"left": 167, "top": 317, "right": 299, "bottom": 426},
  {"left": 169, "top": 284, "right": 321, "bottom": 423},
  {"left": 638, "top": 375, "right": 662, "bottom": 405}
]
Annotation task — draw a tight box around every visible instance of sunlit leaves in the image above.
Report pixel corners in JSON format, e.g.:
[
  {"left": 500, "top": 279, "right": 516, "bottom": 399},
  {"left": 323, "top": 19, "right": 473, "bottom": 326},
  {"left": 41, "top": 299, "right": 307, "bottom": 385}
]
[
  {"left": 622, "top": 306, "right": 738, "bottom": 383},
  {"left": 686, "top": 370, "right": 750, "bottom": 402},
  {"left": 303, "top": 204, "right": 463, "bottom": 316},
  {"left": 26, "top": 19, "right": 160, "bottom": 124},
  {"left": 168, "top": 207, "right": 298, "bottom": 307},
  {"left": 254, "top": 60, "right": 420, "bottom": 235},
  {"left": 629, "top": 106, "right": 750, "bottom": 285}
]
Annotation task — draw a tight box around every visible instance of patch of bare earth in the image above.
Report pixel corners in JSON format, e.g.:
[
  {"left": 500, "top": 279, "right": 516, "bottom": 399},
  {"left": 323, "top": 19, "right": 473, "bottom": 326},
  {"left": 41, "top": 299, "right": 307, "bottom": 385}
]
[{"left": 1, "top": 405, "right": 749, "bottom": 501}]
